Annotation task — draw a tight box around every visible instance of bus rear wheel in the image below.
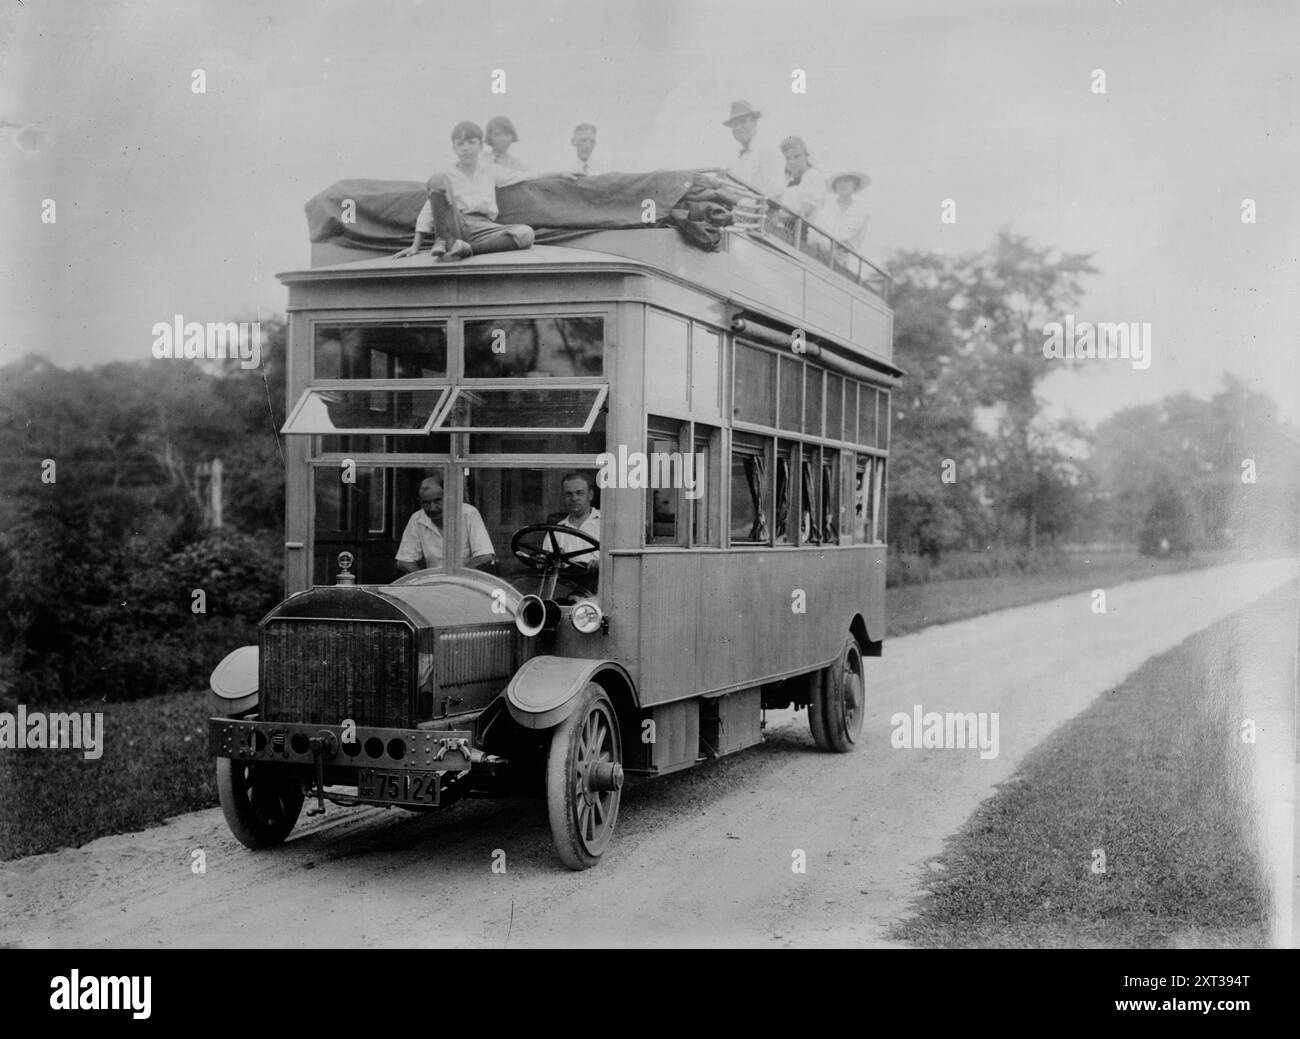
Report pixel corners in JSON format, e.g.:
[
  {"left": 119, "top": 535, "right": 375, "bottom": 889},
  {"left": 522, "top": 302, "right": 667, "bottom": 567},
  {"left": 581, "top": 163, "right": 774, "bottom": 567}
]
[
  {"left": 217, "top": 758, "right": 305, "bottom": 849},
  {"left": 546, "top": 682, "right": 623, "bottom": 870},
  {"left": 810, "top": 638, "right": 865, "bottom": 753}
]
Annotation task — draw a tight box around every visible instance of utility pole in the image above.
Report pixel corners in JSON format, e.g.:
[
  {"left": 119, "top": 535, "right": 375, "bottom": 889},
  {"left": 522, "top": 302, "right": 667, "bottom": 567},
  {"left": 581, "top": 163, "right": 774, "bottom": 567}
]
[{"left": 196, "top": 458, "right": 225, "bottom": 529}]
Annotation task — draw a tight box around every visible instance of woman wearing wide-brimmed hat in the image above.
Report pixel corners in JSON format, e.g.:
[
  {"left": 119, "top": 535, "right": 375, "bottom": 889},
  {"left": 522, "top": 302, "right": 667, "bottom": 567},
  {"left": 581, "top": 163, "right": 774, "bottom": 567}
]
[{"left": 816, "top": 169, "right": 871, "bottom": 251}]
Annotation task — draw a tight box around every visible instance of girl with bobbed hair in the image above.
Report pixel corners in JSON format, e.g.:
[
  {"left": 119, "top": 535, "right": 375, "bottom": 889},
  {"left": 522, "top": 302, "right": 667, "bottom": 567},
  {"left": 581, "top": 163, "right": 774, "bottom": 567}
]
[{"left": 485, "top": 116, "right": 529, "bottom": 171}]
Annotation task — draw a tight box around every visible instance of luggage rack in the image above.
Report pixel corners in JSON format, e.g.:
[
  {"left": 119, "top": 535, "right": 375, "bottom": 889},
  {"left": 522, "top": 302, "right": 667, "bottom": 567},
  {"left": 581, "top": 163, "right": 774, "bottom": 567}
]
[{"left": 702, "top": 169, "right": 890, "bottom": 302}]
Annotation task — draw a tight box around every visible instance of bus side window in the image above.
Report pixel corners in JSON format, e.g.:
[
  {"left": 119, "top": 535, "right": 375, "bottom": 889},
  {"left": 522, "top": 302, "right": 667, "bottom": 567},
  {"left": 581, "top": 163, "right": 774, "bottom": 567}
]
[
  {"left": 730, "top": 433, "right": 771, "bottom": 545},
  {"left": 774, "top": 442, "right": 796, "bottom": 545},
  {"left": 799, "top": 447, "right": 820, "bottom": 545},
  {"left": 647, "top": 419, "right": 685, "bottom": 545},
  {"left": 853, "top": 456, "right": 871, "bottom": 543},
  {"left": 872, "top": 457, "right": 886, "bottom": 543},
  {"left": 821, "top": 452, "right": 840, "bottom": 544},
  {"left": 691, "top": 426, "right": 721, "bottom": 547}
]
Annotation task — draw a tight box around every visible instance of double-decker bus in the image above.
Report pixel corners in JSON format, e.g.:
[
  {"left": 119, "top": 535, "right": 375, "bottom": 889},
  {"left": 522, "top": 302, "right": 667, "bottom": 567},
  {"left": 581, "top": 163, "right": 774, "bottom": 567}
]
[{"left": 208, "top": 179, "right": 901, "bottom": 869}]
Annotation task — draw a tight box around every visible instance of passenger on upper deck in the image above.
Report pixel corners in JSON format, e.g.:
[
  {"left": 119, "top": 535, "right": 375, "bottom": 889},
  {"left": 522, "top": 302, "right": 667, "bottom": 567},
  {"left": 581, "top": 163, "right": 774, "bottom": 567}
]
[
  {"left": 395, "top": 120, "right": 573, "bottom": 264},
  {"left": 485, "top": 116, "right": 529, "bottom": 171},
  {"left": 395, "top": 474, "right": 496, "bottom": 575},
  {"left": 722, "top": 100, "right": 785, "bottom": 198},
  {"left": 568, "top": 123, "right": 601, "bottom": 176},
  {"left": 777, "top": 135, "right": 826, "bottom": 221},
  {"left": 816, "top": 170, "right": 871, "bottom": 253}
]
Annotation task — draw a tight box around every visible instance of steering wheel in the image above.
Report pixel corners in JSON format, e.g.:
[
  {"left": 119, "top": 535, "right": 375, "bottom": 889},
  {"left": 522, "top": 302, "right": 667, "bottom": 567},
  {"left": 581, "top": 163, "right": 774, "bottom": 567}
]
[{"left": 510, "top": 523, "right": 600, "bottom": 579}]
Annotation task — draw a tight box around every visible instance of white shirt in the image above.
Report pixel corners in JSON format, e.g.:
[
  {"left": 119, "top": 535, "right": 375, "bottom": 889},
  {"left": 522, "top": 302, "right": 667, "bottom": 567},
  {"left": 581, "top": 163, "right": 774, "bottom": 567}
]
[
  {"left": 395, "top": 504, "right": 494, "bottom": 569},
  {"left": 568, "top": 157, "right": 601, "bottom": 176},
  {"left": 728, "top": 135, "right": 785, "bottom": 197},
  {"left": 414, "top": 158, "right": 533, "bottom": 232},
  {"left": 779, "top": 166, "right": 827, "bottom": 220},
  {"left": 554, "top": 507, "right": 600, "bottom": 563},
  {"left": 816, "top": 196, "right": 870, "bottom": 251}
]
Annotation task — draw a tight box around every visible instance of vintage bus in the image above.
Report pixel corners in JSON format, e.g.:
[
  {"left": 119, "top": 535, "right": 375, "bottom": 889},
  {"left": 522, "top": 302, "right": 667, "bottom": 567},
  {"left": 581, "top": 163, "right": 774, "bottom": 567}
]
[{"left": 209, "top": 180, "right": 900, "bottom": 869}]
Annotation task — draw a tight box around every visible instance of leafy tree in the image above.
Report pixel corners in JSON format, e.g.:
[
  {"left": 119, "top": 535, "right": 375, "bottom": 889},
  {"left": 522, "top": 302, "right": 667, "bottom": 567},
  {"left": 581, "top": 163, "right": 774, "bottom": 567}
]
[{"left": 886, "top": 233, "right": 1098, "bottom": 553}]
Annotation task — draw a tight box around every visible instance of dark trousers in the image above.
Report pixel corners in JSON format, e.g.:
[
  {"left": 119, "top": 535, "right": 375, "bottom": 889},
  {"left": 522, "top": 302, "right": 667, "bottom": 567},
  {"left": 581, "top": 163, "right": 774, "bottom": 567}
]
[{"left": 426, "top": 174, "right": 535, "bottom": 255}]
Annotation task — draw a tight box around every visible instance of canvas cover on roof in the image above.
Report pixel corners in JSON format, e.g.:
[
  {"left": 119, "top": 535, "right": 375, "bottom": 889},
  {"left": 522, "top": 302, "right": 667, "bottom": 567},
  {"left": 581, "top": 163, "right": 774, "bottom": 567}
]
[{"left": 305, "top": 171, "right": 742, "bottom": 256}]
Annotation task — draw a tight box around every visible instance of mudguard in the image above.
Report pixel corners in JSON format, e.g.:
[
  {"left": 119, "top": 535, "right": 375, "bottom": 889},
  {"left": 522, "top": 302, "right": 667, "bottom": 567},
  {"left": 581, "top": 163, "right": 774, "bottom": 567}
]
[
  {"left": 209, "top": 645, "right": 259, "bottom": 716},
  {"left": 505, "top": 656, "right": 635, "bottom": 730}
]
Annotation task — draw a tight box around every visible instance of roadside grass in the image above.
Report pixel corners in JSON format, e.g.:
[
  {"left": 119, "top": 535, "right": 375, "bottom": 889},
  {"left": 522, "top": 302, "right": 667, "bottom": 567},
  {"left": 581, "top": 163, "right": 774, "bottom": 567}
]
[
  {"left": 890, "top": 583, "right": 1288, "bottom": 949},
  {"left": 0, "top": 549, "right": 1258, "bottom": 861},
  {"left": 888, "top": 549, "right": 1235, "bottom": 637},
  {"left": 0, "top": 686, "right": 215, "bottom": 861}
]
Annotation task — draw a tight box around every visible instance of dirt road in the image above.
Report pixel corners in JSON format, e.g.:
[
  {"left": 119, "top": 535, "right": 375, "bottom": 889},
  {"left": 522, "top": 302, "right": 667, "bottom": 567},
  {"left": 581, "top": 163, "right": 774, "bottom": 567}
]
[{"left": 2, "top": 559, "right": 1294, "bottom": 948}]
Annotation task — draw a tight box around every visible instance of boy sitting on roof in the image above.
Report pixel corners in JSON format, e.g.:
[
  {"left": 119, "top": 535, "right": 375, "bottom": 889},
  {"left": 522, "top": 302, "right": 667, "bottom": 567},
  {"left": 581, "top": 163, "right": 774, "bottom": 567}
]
[{"left": 395, "top": 120, "right": 570, "bottom": 263}]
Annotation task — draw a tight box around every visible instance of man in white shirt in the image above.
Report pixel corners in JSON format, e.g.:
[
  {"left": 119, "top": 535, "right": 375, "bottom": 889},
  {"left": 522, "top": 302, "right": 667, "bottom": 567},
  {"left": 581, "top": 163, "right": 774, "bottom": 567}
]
[
  {"left": 568, "top": 123, "right": 601, "bottom": 176},
  {"left": 395, "top": 121, "right": 572, "bottom": 263},
  {"left": 817, "top": 170, "right": 871, "bottom": 252},
  {"left": 395, "top": 475, "right": 495, "bottom": 574},
  {"left": 777, "top": 135, "right": 826, "bottom": 220},
  {"left": 722, "top": 100, "right": 785, "bottom": 198},
  {"left": 553, "top": 472, "right": 600, "bottom": 574}
]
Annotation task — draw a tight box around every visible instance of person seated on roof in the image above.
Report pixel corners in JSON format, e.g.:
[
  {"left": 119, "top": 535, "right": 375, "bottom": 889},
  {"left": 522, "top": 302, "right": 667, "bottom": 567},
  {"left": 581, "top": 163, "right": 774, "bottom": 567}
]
[
  {"left": 816, "top": 170, "right": 871, "bottom": 253},
  {"left": 777, "top": 135, "right": 826, "bottom": 222},
  {"left": 394, "top": 121, "right": 575, "bottom": 264},
  {"left": 485, "top": 116, "right": 530, "bottom": 171}
]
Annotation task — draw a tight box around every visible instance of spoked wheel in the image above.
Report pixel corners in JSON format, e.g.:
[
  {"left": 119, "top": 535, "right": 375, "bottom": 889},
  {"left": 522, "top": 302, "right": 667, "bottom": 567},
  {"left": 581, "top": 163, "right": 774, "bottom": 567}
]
[
  {"left": 546, "top": 683, "right": 623, "bottom": 870},
  {"left": 809, "top": 637, "right": 865, "bottom": 753},
  {"left": 216, "top": 758, "right": 305, "bottom": 849}
]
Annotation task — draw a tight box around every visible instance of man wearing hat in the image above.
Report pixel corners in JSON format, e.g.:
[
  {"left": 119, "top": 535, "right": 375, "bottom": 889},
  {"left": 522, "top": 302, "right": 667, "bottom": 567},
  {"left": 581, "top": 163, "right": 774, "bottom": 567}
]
[
  {"left": 722, "top": 100, "right": 785, "bottom": 198},
  {"left": 817, "top": 170, "right": 871, "bottom": 252}
]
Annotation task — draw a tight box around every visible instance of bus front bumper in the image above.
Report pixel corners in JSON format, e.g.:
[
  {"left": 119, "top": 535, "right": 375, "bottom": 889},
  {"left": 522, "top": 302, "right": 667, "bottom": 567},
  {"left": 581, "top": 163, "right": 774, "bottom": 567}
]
[{"left": 208, "top": 717, "right": 476, "bottom": 773}]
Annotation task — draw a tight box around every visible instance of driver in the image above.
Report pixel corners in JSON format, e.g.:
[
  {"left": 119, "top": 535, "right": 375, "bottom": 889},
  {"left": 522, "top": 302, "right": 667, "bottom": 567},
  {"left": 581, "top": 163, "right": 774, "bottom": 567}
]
[
  {"left": 395, "top": 474, "right": 496, "bottom": 575},
  {"left": 553, "top": 471, "right": 600, "bottom": 575}
]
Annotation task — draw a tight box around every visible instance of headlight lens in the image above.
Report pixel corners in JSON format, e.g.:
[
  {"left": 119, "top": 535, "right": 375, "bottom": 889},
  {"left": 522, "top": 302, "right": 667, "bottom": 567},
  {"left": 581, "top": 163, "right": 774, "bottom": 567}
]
[{"left": 570, "top": 601, "right": 603, "bottom": 634}]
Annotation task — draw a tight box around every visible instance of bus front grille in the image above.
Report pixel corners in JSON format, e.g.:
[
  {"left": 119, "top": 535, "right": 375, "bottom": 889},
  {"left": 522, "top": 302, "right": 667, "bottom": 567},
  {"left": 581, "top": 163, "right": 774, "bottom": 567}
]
[
  {"left": 433, "top": 625, "right": 523, "bottom": 712},
  {"left": 261, "top": 619, "right": 415, "bottom": 727}
]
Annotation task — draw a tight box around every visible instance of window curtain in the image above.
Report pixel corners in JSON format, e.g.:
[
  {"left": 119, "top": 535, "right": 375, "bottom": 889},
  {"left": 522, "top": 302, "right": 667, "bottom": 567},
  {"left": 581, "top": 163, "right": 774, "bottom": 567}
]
[
  {"left": 800, "top": 459, "right": 819, "bottom": 544},
  {"left": 775, "top": 456, "right": 790, "bottom": 541},
  {"left": 743, "top": 454, "right": 768, "bottom": 542},
  {"left": 821, "top": 465, "right": 838, "bottom": 543}
]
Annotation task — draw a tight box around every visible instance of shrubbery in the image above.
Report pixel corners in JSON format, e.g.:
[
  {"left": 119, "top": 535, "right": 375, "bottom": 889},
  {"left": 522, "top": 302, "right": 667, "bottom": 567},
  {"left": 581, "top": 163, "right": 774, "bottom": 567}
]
[
  {"left": 886, "top": 547, "right": 1065, "bottom": 587},
  {"left": 0, "top": 527, "right": 279, "bottom": 705}
]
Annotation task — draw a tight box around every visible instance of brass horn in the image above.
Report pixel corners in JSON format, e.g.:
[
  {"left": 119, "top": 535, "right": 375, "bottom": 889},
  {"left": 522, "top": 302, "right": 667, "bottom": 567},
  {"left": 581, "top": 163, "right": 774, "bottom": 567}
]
[{"left": 514, "top": 594, "right": 559, "bottom": 637}]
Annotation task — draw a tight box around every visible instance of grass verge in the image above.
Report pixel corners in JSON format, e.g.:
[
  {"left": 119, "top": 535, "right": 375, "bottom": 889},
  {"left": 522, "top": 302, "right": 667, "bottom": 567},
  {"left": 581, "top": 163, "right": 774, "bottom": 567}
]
[
  {"left": 889, "top": 583, "right": 1290, "bottom": 948},
  {"left": 0, "top": 686, "right": 215, "bottom": 861},
  {"left": 887, "top": 549, "right": 1235, "bottom": 637}
]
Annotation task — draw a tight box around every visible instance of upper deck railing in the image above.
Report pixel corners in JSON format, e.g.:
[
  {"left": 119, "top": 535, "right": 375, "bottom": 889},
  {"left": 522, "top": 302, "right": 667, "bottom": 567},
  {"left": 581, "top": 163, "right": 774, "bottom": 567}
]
[{"left": 702, "top": 170, "right": 891, "bottom": 303}]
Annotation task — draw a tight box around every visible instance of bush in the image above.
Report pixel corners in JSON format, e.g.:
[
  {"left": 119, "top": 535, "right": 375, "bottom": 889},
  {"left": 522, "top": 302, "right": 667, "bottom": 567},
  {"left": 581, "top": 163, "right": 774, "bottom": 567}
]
[
  {"left": 2, "top": 527, "right": 280, "bottom": 704},
  {"left": 886, "top": 547, "right": 1065, "bottom": 587}
]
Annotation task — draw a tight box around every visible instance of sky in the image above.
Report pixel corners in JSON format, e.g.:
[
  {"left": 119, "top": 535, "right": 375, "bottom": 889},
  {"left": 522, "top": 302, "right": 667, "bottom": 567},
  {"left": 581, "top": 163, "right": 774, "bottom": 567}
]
[{"left": 1, "top": 0, "right": 1296, "bottom": 430}]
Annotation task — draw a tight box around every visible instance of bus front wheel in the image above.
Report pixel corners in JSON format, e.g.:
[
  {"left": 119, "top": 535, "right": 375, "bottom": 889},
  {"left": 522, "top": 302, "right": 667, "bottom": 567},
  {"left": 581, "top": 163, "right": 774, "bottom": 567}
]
[
  {"left": 545, "top": 682, "right": 623, "bottom": 870},
  {"left": 810, "top": 638, "right": 865, "bottom": 753},
  {"left": 217, "top": 757, "right": 305, "bottom": 849}
]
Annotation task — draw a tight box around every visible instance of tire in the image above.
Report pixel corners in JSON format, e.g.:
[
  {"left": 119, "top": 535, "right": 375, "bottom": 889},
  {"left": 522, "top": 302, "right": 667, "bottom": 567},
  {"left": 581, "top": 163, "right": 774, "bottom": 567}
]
[
  {"left": 545, "top": 683, "right": 623, "bottom": 870},
  {"left": 216, "top": 757, "right": 305, "bottom": 849},
  {"left": 810, "top": 637, "right": 865, "bottom": 753}
]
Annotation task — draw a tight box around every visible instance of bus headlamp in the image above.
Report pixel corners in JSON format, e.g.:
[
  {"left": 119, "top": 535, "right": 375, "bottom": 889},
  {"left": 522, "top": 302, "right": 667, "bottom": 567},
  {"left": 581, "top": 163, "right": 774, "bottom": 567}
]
[{"left": 570, "top": 601, "right": 604, "bottom": 635}]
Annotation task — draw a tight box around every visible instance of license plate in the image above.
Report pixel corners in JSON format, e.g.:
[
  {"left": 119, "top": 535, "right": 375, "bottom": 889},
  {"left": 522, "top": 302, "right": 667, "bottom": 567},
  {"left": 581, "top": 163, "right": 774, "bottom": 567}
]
[{"left": 357, "top": 769, "right": 441, "bottom": 806}]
